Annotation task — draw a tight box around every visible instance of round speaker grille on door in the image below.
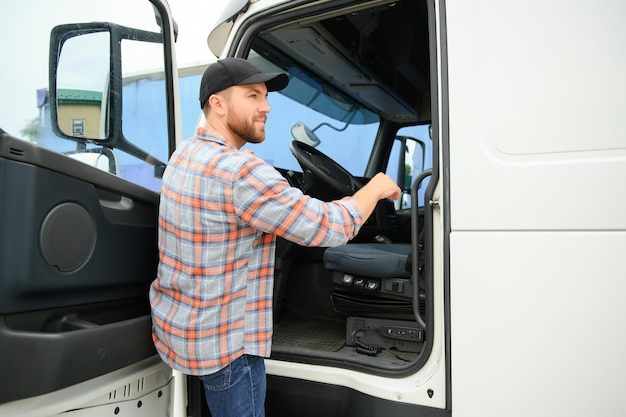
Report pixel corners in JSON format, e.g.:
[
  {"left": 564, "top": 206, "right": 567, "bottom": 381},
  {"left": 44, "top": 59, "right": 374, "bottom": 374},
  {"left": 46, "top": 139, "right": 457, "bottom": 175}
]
[{"left": 40, "top": 202, "right": 96, "bottom": 272}]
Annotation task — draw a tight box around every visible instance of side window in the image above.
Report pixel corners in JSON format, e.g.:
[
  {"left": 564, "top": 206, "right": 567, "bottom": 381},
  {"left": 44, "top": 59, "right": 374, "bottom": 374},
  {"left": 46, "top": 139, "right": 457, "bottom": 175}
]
[
  {"left": 117, "top": 38, "right": 169, "bottom": 191},
  {"left": 387, "top": 124, "right": 432, "bottom": 209}
]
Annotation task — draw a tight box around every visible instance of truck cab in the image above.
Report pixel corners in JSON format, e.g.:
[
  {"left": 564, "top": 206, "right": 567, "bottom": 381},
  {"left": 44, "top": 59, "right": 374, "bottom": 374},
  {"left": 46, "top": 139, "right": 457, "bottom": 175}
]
[{"left": 2, "top": 0, "right": 626, "bottom": 416}]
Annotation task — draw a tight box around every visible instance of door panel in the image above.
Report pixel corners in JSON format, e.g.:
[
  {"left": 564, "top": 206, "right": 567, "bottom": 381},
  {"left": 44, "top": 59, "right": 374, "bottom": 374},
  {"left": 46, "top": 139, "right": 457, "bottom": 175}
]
[{"left": 0, "top": 132, "right": 159, "bottom": 403}]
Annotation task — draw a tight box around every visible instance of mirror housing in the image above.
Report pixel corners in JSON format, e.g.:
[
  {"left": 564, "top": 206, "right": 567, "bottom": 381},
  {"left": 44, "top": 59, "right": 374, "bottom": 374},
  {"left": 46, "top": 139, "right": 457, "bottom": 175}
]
[{"left": 290, "top": 122, "right": 321, "bottom": 147}]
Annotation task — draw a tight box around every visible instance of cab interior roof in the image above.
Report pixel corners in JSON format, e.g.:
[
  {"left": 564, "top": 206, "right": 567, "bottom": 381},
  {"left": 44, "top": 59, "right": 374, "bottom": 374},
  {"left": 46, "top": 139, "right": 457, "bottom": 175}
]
[{"left": 259, "top": 0, "right": 431, "bottom": 123}]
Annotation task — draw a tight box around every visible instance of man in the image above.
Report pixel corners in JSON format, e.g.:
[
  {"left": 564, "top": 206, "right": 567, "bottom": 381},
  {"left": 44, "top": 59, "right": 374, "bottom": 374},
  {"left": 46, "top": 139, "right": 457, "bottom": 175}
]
[{"left": 149, "top": 57, "right": 400, "bottom": 417}]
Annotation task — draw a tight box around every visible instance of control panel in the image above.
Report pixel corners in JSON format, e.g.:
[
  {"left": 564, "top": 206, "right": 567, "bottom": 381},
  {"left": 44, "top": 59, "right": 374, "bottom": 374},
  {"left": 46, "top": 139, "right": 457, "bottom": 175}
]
[{"left": 347, "top": 317, "right": 424, "bottom": 353}]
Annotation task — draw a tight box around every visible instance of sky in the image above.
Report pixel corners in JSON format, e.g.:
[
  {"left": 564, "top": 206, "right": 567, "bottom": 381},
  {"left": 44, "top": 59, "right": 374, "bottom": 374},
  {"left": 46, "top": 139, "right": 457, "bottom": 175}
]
[{"left": 167, "top": 0, "right": 227, "bottom": 66}]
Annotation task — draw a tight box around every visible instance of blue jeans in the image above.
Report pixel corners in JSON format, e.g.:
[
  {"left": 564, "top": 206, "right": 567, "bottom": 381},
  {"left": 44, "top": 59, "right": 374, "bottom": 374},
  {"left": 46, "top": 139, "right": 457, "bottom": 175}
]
[{"left": 199, "top": 355, "right": 266, "bottom": 417}]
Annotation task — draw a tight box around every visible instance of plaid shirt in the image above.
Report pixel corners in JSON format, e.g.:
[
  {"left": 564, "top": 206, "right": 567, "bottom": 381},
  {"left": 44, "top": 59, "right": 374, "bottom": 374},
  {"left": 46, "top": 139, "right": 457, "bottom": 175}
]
[{"left": 149, "top": 128, "right": 364, "bottom": 376}]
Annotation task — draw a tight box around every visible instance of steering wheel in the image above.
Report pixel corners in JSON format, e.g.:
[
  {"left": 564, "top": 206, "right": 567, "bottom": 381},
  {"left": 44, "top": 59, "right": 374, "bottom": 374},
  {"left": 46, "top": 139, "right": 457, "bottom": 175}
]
[{"left": 289, "top": 140, "right": 364, "bottom": 196}]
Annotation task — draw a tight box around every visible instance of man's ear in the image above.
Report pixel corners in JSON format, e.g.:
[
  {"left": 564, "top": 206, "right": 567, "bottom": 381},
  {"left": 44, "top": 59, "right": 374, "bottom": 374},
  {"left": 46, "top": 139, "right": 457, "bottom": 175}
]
[{"left": 208, "top": 93, "right": 227, "bottom": 116}]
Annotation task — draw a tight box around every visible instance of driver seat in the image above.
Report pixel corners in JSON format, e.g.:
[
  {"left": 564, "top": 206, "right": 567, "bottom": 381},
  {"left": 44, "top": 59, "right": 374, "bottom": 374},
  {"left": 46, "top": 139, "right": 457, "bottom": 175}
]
[{"left": 323, "top": 242, "right": 416, "bottom": 318}]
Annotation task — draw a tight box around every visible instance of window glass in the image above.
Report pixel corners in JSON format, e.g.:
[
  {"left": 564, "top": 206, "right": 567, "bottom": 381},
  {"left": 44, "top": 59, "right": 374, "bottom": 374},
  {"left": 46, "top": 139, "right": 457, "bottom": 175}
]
[
  {"left": 244, "top": 50, "right": 380, "bottom": 175},
  {"left": 252, "top": 96, "right": 379, "bottom": 174},
  {"left": 120, "top": 38, "right": 169, "bottom": 191}
]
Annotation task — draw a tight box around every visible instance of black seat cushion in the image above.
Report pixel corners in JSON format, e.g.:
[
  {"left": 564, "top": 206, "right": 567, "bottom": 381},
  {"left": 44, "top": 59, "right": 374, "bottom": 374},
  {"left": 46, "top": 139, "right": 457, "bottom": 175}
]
[{"left": 323, "top": 243, "right": 411, "bottom": 278}]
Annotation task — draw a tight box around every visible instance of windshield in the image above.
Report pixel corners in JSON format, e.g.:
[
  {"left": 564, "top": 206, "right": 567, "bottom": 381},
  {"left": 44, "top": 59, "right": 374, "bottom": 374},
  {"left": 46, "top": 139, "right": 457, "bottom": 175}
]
[{"left": 243, "top": 49, "right": 380, "bottom": 176}]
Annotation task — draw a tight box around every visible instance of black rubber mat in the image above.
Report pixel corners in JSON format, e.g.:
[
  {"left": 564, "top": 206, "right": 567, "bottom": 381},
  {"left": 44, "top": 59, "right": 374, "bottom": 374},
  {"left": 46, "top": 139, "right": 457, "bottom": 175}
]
[{"left": 272, "top": 316, "right": 345, "bottom": 352}]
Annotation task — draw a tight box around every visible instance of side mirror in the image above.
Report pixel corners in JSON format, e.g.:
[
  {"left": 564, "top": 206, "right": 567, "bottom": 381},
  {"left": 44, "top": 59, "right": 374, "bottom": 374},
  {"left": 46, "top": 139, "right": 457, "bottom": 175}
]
[{"left": 50, "top": 23, "right": 122, "bottom": 143}]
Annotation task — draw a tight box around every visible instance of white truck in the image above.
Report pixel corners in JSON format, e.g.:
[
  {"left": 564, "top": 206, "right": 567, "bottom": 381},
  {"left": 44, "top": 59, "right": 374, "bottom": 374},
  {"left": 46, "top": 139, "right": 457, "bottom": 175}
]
[{"left": 1, "top": 0, "right": 625, "bottom": 416}]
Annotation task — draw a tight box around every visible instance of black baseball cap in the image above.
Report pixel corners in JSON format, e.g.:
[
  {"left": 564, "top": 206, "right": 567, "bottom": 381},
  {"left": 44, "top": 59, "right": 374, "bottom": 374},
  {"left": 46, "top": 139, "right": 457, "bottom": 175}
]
[{"left": 199, "top": 58, "right": 289, "bottom": 108}]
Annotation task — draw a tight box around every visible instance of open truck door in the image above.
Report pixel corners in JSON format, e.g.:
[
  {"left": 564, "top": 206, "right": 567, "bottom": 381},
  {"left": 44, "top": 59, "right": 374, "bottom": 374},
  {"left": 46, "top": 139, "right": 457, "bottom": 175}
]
[{"left": 0, "top": 0, "right": 181, "bottom": 415}]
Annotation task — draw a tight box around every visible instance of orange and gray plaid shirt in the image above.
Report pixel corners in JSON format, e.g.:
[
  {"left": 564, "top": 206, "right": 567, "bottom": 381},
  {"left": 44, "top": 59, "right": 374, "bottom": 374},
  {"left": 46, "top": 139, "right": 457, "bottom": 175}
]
[{"left": 149, "top": 128, "right": 364, "bottom": 376}]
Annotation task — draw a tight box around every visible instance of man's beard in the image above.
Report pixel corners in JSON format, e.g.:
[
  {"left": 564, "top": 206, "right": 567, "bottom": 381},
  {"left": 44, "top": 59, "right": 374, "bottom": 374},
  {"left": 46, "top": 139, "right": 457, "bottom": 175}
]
[{"left": 226, "top": 109, "right": 265, "bottom": 144}]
